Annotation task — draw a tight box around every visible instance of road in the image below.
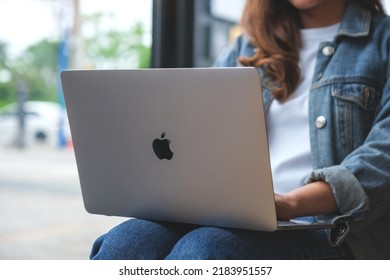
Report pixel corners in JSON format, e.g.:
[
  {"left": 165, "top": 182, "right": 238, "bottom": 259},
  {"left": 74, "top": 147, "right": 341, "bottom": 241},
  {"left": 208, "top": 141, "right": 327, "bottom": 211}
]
[{"left": 0, "top": 146, "right": 126, "bottom": 260}]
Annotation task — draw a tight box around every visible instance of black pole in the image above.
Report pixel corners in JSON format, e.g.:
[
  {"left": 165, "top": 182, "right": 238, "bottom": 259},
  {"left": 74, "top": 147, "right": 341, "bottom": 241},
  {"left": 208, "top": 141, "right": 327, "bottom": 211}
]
[
  {"left": 15, "top": 80, "right": 28, "bottom": 149},
  {"left": 152, "top": 0, "right": 195, "bottom": 68}
]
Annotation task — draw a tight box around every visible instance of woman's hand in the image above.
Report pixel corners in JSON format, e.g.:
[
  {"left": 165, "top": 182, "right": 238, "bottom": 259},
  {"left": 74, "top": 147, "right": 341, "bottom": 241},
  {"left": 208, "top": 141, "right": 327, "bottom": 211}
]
[{"left": 274, "top": 181, "right": 339, "bottom": 220}]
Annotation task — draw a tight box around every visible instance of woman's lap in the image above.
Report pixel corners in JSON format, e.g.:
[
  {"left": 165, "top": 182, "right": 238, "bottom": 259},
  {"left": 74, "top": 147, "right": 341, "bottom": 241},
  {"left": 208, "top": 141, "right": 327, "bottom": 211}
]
[
  {"left": 90, "top": 219, "right": 352, "bottom": 260},
  {"left": 90, "top": 219, "right": 196, "bottom": 260}
]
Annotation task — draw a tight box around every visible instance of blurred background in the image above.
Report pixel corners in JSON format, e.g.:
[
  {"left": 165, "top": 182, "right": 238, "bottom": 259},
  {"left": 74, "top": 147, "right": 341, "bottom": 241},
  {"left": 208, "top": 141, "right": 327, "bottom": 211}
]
[{"left": 0, "top": 0, "right": 389, "bottom": 259}]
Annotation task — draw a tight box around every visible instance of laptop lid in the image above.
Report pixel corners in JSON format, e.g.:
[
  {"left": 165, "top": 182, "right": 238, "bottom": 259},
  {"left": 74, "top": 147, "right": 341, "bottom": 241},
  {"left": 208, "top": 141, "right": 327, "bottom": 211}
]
[{"left": 61, "top": 67, "right": 334, "bottom": 232}]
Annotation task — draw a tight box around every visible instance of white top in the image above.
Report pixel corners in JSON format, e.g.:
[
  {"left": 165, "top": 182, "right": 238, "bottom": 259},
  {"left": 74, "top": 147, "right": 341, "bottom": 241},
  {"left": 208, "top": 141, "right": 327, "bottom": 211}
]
[{"left": 267, "top": 23, "right": 340, "bottom": 194}]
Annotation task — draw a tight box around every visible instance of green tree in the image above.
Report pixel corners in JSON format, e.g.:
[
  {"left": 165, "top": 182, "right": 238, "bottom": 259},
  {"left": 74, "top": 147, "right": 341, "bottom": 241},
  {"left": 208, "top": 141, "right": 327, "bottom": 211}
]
[
  {"left": 0, "top": 41, "right": 15, "bottom": 108},
  {"left": 83, "top": 13, "right": 151, "bottom": 69},
  {"left": 130, "top": 22, "right": 152, "bottom": 68},
  {"left": 0, "top": 39, "right": 60, "bottom": 107},
  {"left": 0, "top": 13, "right": 151, "bottom": 108},
  {"left": 0, "top": 41, "right": 7, "bottom": 67},
  {"left": 11, "top": 39, "right": 59, "bottom": 102}
]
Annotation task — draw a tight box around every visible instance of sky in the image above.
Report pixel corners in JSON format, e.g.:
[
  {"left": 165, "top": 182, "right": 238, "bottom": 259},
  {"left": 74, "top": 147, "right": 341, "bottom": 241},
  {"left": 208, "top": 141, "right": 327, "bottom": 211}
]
[{"left": 0, "top": 0, "right": 153, "bottom": 57}]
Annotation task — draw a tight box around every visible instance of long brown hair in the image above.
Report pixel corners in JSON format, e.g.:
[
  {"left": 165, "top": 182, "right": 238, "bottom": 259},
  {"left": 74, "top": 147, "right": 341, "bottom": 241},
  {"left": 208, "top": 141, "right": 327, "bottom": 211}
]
[{"left": 239, "top": 0, "right": 385, "bottom": 101}]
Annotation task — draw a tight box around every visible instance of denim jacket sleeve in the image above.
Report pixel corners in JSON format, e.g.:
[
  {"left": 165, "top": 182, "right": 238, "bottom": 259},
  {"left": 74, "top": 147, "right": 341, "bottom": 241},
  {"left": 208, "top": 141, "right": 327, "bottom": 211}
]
[
  {"left": 306, "top": 2, "right": 390, "bottom": 251},
  {"left": 306, "top": 74, "right": 390, "bottom": 213},
  {"left": 305, "top": 63, "right": 390, "bottom": 247},
  {"left": 304, "top": 166, "right": 369, "bottom": 246}
]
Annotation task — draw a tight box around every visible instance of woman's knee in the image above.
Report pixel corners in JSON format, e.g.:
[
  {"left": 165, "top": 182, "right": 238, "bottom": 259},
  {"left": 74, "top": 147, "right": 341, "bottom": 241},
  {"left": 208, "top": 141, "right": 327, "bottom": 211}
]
[
  {"left": 90, "top": 219, "right": 190, "bottom": 260},
  {"left": 166, "top": 227, "right": 242, "bottom": 260}
]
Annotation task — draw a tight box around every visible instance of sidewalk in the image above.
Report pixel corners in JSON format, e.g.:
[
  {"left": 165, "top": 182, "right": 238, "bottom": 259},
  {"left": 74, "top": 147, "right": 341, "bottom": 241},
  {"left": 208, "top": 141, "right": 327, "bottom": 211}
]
[{"left": 0, "top": 146, "right": 126, "bottom": 259}]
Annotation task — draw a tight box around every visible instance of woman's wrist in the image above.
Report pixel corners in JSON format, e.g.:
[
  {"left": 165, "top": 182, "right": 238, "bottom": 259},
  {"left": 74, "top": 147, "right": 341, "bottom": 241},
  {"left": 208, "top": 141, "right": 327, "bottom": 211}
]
[
  {"left": 274, "top": 192, "right": 299, "bottom": 221},
  {"left": 274, "top": 181, "right": 339, "bottom": 220}
]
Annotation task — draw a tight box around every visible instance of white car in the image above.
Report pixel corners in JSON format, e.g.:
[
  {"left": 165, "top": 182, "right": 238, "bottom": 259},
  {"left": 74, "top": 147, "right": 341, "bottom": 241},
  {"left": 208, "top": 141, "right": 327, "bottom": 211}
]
[{"left": 0, "top": 101, "right": 71, "bottom": 148}]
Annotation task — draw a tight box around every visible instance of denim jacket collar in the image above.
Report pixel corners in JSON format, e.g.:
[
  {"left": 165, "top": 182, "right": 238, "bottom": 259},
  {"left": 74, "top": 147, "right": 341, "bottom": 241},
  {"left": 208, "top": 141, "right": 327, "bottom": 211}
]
[
  {"left": 336, "top": 1, "right": 371, "bottom": 40},
  {"left": 260, "top": 1, "right": 373, "bottom": 110}
]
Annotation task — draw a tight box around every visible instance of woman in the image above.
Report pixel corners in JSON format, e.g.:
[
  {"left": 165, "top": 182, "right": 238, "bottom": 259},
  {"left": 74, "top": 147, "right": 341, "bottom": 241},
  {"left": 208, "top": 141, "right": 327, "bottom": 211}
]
[{"left": 90, "top": 0, "right": 390, "bottom": 259}]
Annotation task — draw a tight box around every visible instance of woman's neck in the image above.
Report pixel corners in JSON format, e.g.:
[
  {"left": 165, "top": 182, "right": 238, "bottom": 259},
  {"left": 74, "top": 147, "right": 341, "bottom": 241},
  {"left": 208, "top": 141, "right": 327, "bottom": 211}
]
[{"left": 299, "top": 0, "right": 347, "bottom": 28}]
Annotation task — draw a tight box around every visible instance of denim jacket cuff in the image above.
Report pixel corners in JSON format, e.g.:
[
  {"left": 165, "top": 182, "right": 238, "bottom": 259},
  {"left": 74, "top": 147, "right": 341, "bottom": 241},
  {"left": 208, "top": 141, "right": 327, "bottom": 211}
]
[
  {"left": 305, "top": 165, "right": 369, "bottom": 214},
  {"left": 305, "top": 166, "right": 369, "bottom": 247}
]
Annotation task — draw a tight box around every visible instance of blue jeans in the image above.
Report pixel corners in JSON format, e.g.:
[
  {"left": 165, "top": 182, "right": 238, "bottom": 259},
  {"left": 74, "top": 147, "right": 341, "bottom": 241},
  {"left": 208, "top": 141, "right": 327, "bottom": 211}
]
[{"left": 90, "top": 219, "right": 352, "bottom": 260}]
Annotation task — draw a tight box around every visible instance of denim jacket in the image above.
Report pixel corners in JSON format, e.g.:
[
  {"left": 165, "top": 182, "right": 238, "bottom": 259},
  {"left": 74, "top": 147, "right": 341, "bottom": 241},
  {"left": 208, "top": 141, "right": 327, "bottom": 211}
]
[{"left": 213, "top": 1, "right": 390, "bottom": 259}]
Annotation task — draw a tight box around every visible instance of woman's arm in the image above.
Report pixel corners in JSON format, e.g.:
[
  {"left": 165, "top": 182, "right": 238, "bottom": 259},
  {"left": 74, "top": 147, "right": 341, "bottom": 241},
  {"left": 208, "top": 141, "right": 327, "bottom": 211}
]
[{"left": 274, "top": 181, "right": 338, "bottom": 220}]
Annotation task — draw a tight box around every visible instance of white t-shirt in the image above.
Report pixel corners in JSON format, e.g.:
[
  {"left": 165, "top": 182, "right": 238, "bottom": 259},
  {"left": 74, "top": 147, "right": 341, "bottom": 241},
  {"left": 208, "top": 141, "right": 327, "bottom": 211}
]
[{"left": 266, "top": 23, "right": 340, "bottom": 194}]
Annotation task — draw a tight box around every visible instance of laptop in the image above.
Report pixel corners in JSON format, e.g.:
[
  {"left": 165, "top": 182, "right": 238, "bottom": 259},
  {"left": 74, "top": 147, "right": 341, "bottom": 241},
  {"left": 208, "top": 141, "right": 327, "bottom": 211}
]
[{"left": 61, "top": 67, "right": 335, "bottom": 232}]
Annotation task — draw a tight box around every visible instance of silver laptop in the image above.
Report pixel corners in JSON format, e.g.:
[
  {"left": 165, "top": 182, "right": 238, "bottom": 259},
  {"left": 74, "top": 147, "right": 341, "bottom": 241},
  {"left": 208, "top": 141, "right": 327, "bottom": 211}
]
[{"left": 61, "top": 67, "right": 334, "bottom": 232}]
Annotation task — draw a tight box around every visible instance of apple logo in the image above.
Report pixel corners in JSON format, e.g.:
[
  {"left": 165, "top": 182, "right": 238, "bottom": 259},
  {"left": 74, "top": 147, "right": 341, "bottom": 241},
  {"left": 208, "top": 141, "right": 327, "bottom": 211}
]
[{"left": 152, "top": 132, "right": 174, "bottom": 160}]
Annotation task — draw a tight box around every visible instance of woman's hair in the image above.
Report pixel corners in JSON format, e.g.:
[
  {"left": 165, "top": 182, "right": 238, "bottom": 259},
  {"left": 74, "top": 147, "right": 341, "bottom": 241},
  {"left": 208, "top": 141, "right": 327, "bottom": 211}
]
[{"left": 239, "top": 0, "right": 385, "bottom": 100}]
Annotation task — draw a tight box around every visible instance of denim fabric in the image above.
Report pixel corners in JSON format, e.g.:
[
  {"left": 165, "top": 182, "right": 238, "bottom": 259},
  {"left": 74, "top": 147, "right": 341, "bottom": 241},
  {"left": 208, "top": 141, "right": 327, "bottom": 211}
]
[
  {"left": 213, "top": 1, "right": 390, "bottom": 259},
  {"left": 90, "top": 219, "right": 351, "bottom": 260}
]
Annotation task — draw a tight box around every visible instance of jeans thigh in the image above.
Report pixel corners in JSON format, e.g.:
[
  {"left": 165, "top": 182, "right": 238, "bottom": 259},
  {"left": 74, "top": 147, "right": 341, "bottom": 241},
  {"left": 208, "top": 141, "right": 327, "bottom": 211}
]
[
  {"left": 166, "top": 227, "right": 352, "bottom": 260},
  {"left": 90, "top": 219, "right": 196, "bottom": 260}
]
